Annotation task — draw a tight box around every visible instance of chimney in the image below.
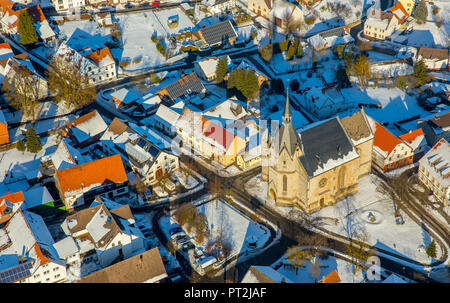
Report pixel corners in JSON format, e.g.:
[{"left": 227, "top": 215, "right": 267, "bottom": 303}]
[
  {"left": 96, "top": 48, "right": 100, "bottom": 55},
  {"left": 139, "top": 255, "right": 143, "bottom": 265}
]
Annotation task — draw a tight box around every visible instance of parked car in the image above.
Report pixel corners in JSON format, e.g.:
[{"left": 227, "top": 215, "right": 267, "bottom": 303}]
[
  {"left": 193, "top": 248, "right": 204, "bottom": 259},
  {"left": 152, "top": 1, "right": 160, "bottom": 5},
  {"left": 170, "top": 231, "right": 186, "bottom": 240},
  {"left": 141, "top": 2, "right": 150, "bottom": 7},
  {"left": 182, "top": 241, "right": 195, "bottom": 252},
  {"left": 175, "top": 235, "right": 190, "bottom": 247},
  {"left": 125, "top": 2, "right": 133, "bottom": 8}
]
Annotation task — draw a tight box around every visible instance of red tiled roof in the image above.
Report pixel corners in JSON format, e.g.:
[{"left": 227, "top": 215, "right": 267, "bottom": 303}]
[
  {"left": 55, "top": 154, "right": 128, "bottom": 197},
  {"left": 0, "top": 191, "right": 24, "bottom": 215},
  {"left": 399, "top": 128, "right": 424, "bottom": 145},
  {"left": 388, "top": 1, "right": 409, "bottom": 24},
  {"left": 321, "top": 270, "right": 341, "bottom": 283},
  {"left": 83, "top": 48, "right": 113, "bottom": 66},
  {"left": 373, "top": 121, "right": 409, "bottom": 157}
]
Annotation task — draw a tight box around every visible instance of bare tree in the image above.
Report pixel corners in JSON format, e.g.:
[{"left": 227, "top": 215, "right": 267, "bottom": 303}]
[
  {"left": 286, "top": 246, "right": 310, "bottom": 275},
  {"left": 309, "top": 256, "right": 322, "bottom": 282},
  {"left": 48, "top": 56, "right": 97, "bottom": 109},
  {"left": 2, "top": 68, "right": 43, "bottom": 122},
  {"left": 345, "top": 230, "right": 370, "bottom": 275},
  {"left": 281, "top": 9, "right": 299, "bottom": 39}
]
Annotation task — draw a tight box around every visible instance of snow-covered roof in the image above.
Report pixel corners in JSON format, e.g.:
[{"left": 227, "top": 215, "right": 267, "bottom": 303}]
[
  {"left": 203, "top": 98, "right": 248, "bottom": 121},
  {"left": 63, "top": 110, "right": 108, "bottom": 144},
  {"left": 0, "top": 43, "right": 14, "bottom": 61},
  {"left": 138, "top": 93, "right": 162, "bottom": 110},
  {"left": 304, "top": 85, "right": 345, "bottom": 109},
  {"left": 51, "top": 139, "right": 83, "bottom": 170},
  {"left": 53, "top": 236, "right": 79, "bottom": 259},
  {"left": 271, "top": 0, "right": 302, "bottom": 21},
  {"left": 85, "top": 207, "right": 111, "bottom": 244},
  {"left": 155, "top": 104, "right": 181, "bottom": 126},
  {"left": 196, "top": 57, "right": 219, "bottom": 77},
  {"left": 181, "top": 2, "right": 192, "bottom": 10},
  {"left": 0, "top": 109, "right": 7, "bottom": 126},
  {"left": 23, "top": 185, "right": 54, "bottom": 209},
  {"left": 111, "top": 88, "right": 140, "bottom": 105},
  {"left": 242, "top": 265, "right": 293, "bottom": 283},
  {"left": 36, "top": 19, "right": 55, "bottom": 40},
  {"left": 419, "top": 139, "right": 450, "bottom": 188}
]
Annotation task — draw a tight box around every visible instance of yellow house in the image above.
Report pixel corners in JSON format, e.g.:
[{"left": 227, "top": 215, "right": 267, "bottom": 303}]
[
  {"left": 237, "top": 146, "right": 261, "bottom": 169},
  {"left": 397, "top": 0, "right": 415, "bottom": 15}
]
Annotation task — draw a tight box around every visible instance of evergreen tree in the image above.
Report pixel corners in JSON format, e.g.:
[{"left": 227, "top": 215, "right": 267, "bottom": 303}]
[
  {"left": 426, "top": 241, "right": 437, "bottom": 259},
  {"left": 287, "top": 44, "right": 295, "bottom": 60},
  {"left": 414, "top": 1, "right": 428, "bottom": 23},
  {"left": 259, "top": 43, "right": 273, "bottom": 62},
  {"left": 279, "top": 39, "right": 289, "bottom": 52},
  {"left": 25, "top": 127, "right": 42, "bottom": 153},
  {"left": 296, "top": 42, "right": 303, "bottom": 58},
  {"left": 271, "top": 78, "right": 285, "bottom": 94},
  {"left": 227, "top": 68, "right": 236, "bottom": 89},
  {"left": 18, "top": 10, "right": 38, "bottom": 45},
  {"left": 215, "top": 56, "right": 228, "bottom": 83},
  {"left": 413, "top": 59, "right": 429, "bottom": 87},
  {"left": 16, "top": 140, "right": 26, "bottom": 153},
  {"left": 244, "top": 68, "right": 259, "bottom": 100}
]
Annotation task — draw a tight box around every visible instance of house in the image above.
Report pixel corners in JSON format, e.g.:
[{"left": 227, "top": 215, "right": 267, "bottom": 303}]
[
  {"left": 192, "top": 20, "right": 238, "bottom": 48},
  {"left": 242, "top": 265, "right": 293, "bottom": 283},
  {"left": 52, "top": 0, "right": 86, "bottom": 12},
  {"left": 237, "top": 141, "right": 262, "bottom": 169},
  {"left": 77, "top": 247, "right": 167, "bottom": 283},
  {"left": 308, "top": 26, "right": 354, "bottom": 50},
  {"left": 95, "top": 11, "right": 113, "bottom": 27},
  {"left": 302, "top": 83, "right": 355, "bottom": 120},
  {"left": 418, "top": 138, "right": 449, "bottom": 209},
  {"left": 262, "top": 94, "right": 373, "bottom": 213},
  {"left": 270, "top": 0, "right": 304, "bottom": 30},
  {"left": 100, "top": 118, "right": 180, "bottom": 185},
  {"left": 206, "top": 0, "right": 236, "bottom": 15},
  {"left": 135, "top": 93, "right": 162, "bottom": 114},
  {"left": 153, "top": 101, "right": 185, "bottom": 137},
  {"left": 369, "top": 119, "right": 414, "bottom": 172},
  {"left": 319, "top": 269, "right": 341, "bottom": 283},
  {"left": 248, "top": 0, "right": 272, "bottom": 19},
  {"left": 0, "top": 3, "right": 55, "bottom": 42},
  {"left": 363, "top": 9, "right": 397, "bottom": 40},
  {"left": 60, "top": 110, "right": 108, "bottom": 148},
  {"left": 55, "top": 37, "right": 116, "bottom": 85},
  {"left": 399, "top": 128, "right": 427, "bottom": 162},
  {"left": 157, "top": 72, "right": 206, "bottom": 102},
  {"left": 1, "top": 53, "right": 48, "bottom": 99},
  {"left": 54, "top": 154, "right": 129, "bottom": 209},
  {"left": 60, "top": 196, "right": 145, "bottom": 270},
  {"left": 0, "top": 108, "right": 9, "bottom": 145},
  {"left": 418, "top": 112, "right": 450, "bottom": 147},
  {"left": 416, "top": 47, "right": 449, "bottom": 71},
  {"left": 0, "top": 209, "right": 67, "bottom": 283},
  {"left": 110, "top": 88, "right": 140, "bottom": 109},
  {"left": 50, "top": 139, "right": 84, "bottom": 170},
  {"left": 388, "top": 1, "right": 409, "bottom": 26},
  {"left": 397, "top": 0, "right": 416, "bottom": 15},
  {"left": 194, "top": 56, "right": 231, "bottom": 82},
  {"left": 0, "top": 191, "right": 24, "bottom": 223}
]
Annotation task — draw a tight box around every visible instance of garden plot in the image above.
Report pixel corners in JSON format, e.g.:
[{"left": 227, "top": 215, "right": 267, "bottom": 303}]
[
  {"left": 273, "top": 251, "right": 365, "bottom": 283},
  {"left": 245, "top": 174, "right": 442, "bottom": 264},
  {"left": 56, "top": 19, "right": 112, "bottom": 42},
  {"left": 153, "top": 8, "right": 194, "bottom": 36},
  {"left": 114, "top": 12, "right": 167, "bottom": 70}
]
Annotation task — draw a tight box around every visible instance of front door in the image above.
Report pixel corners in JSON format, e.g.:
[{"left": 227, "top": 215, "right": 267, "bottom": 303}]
[{"left": 156, "top": 168, "right": 163, "bottom": 179}]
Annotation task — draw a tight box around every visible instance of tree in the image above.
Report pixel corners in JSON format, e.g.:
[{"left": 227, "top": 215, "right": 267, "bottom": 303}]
[
  {"left": 25, "top": 127, "right": 42, "bottom": 153},
  {"left": 2, "top": 67, "right": 42, "bottom": 122},
  {"left": 352, "top": 54, "right": 371, "bottom": 88},
  {"left": 309, "top": 257, "right": 322, "bottom": 282},
  {"left": 279, "top": 39, "right": 289, "bottom": 53},
  {"left": 16, "top": 140, "right": 26, "bottom": 153},
  {"left": 259, "top": 43, "right": 273, "bottom": 62},
  {"left": 426, "top": 240, "right": 437, "bottom": 259},
  {"left": 344, "top": 50, "right": 354, "bottom": 75},
  {"left": 174, "top": 202, "right": 196, "bottom": 226},
  {"left": 286, "top": 44, "right": 295, "bottom": 60},
  {"left": 413, "top": 59, "right": 429, "bottom": 87},
  {"left": 296, "top": 42, "right": 303, "bottom": 58},
  {"left": 413, "top": 1, "right": 428, "bottom": 23},
  {"left": 335, "top": 44, "right": 346, "bottom": 59},
  {"left": 345, "top": 230, "right": 370, "bottom": 275},
  {"left": 286, "top": 246, "right": 309, "bottom": 275},
  {"left": 270, "top": 78, "right": 285, "bottom": 94},
  {"left": 215, "top": 56, "right": 228, "bottom": 84},
  {"left": 48, "top": 57, "right": 97, "bottom": 110},
  {"left": 18, "top": 10, "right": 38, "bottom": 45}
]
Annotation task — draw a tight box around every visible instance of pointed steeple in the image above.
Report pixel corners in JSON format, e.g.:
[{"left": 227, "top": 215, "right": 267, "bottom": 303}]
[{"left": 283, "top": 88, "right": 292, "bottom": 124}]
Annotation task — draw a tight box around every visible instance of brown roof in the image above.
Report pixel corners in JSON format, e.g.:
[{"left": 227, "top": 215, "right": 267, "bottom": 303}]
[
  {"left": 107, "top": 117, "right": 128, "bottom": 136},
  {"left": 77, "top": 247, "right": 167, "bottom": 283},
  {"left": 340, "top": 110, "right": 373, "bottom": 143},
  {"left": 430, "top": 112, "right": 450, "bottom": 129},
  {"left": 418, "top": 47, "right": 450, "bottom": 61},
  {"left": 264, "top": 0, "right": 272, "bottom": 9}
]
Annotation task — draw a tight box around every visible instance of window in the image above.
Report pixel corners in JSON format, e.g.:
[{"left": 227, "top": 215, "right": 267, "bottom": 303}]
[
  {"left": 54, "top": 274, "right": 60, "bottom": 279},
  {"left": 46, "top": 278, "right": 50, "bottom": 281},
  {"left": 283, "top": 175, "right": 287, "bottom": 192}
]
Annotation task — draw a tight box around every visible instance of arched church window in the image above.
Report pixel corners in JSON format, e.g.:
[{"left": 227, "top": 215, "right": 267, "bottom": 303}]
[{"left": 283, "top": 175, "right": 287, "bottom": 192}]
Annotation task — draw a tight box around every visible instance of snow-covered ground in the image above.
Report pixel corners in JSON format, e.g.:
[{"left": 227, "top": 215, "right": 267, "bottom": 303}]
[
  {"left": 153, "top": 7, "right": 195, "bottom": 36},
  {"left": 56, "top": 19, "right": 112, "bottom": 42},
  {"left": 272, "top": 249, "right": 365, "bottom": 283},
  {"left": 245, "top": 174, "right": 443, "bottom": 264}
]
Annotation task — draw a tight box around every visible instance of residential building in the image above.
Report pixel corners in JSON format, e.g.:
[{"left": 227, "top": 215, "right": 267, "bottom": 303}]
[
  {"left": 302, "top": 83, "right": 355, "bottom": 120},
  {"left": 237, "top": 142, "right": 262, "bottom": 169},
  {"left": 192, "top": 20, "right": 238, "bottom": 48},
  {"left": 207, "top": 0, "right": 236, "bottom": 15},
  {"left": 110, "top": 88, "right": 140, "bottom": 109},
  {"left": 416, "top": 47, "right": 449, "bottom": 71},
  {"left": 60, "top": 110, "right": 108, "bottom": 148},
  {"left": 100, "top": 118, "right": 180, "bottom": 185},
  {"left": 242, "top": 265, "right": 293, "bottom": 283},
  {"left": 0, "top": 209, "right": 67, "bottom": 283},
  {"left": 262, "top": 94, "right": 373, "bottom": 213},
  {"left": 399, "top": 128, "right": 427, "bottom": 162},
  {"left": 157, "top": 72, "right": 206, "bottom": 102},
  {"left": 0, "top": 109, "right": 9, "bottom": 145},
  {"left": 418, "top": 138, "right": 449, "bottom": 209},
  {"left": 95, "top": 11, "right": 112, "bottom": 27},
  {"left": 77, "top": 247, "right": 167, "bottom": 283},
  {"left": 248, "top": 0, "right": 272, "bottom": 19},
  {"left": 52, "top": 0, "right": 86, "bottom": 12},
  {"left": 397, "top": 0, "right": 415, "bottom": 15},
  {"left": 0, "top": 191, "right": 24, "bottom": 223},
  {"left": 153, "top": 101, "right": 185, "bottom": 137},
  {"left": 194, "top": 56, "right": 231, "bottom": 82},
  {"left": 60, "top": 196, "right": 145, "bottom": 270},
  {"left": 418, "top": 112, "right": 450, "bottom": 147},
  {"left": 50, "top": 139, "right": 84, "bottom": 171},
  {"left": 363, "top": 9, "right": 397, "bottom": 40},
  {"left": 369, "top": 119, "right": 414, "bottom": 172},
  {"left": 247, "top": 0, "right": 303, "bottom": 29},
  {"left": 54, "top": 154, "right": 129, "bottom": 209},
  {"left": 308, "top": 26, "right": 354, "bottom": 50}
]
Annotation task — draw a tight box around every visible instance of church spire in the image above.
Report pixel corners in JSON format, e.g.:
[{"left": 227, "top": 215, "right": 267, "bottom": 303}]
[{"left": 283, "top": 88, "right": 292, "bottom": 124}]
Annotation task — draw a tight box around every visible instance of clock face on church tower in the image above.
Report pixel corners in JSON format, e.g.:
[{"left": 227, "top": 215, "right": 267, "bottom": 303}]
[{"left": 319, "top": 178, "right": 327, "bottom": 188}]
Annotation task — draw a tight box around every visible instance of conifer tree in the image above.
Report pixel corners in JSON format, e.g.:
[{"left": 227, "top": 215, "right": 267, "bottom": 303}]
[
  {"left": 215, "top": 56, "right": 228, "bottom": 83},
  {"left": 414, "top": 0, "right": 428, "bottom": 23},
  {"left": 25, "top": 127, "right": 42, "bottom": 153},
  {"left": 352, "top": 54, "right": 371, "bottom": 88},
  {"left": 287, "top": 44, "right": 295, "bottom": 60},
  {"left": 18, "top": 10, "right": 38, "bottom": 45},
  {"left": 296, "top": 42, "right": 303, "bottom": 58},
  {"left": 16, "top": 140, "right": 26, "bottom": 153},
  {"left": 426, "top": 240, "right": 437, "bottom": 259},
  {"left": 413, "top": 59, "right": 429, "bottom": 87}
]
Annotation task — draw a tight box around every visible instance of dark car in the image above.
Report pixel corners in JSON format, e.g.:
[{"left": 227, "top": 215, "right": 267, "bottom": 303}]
[
  {"left": 125, "top": 2, "right": 133, "bottom": 8},
  {"left": 141, "top": 2, "right": 150, "bottom": 7},
  {"left": 182, "top": 242, "right": 195, "bottom": 251}
]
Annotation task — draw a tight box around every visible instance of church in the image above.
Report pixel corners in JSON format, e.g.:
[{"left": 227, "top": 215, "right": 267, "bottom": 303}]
[{"left": 262, "top": 91, "right": 374, "bottom": 214}]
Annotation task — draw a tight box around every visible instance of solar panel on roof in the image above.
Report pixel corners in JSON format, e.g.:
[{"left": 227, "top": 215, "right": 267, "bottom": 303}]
[
  {"left": 137, "top": 138, "right": 147, "bottom": 148},
  {"left": 0, "top": 261, "right": 33, "bottom": 283}
]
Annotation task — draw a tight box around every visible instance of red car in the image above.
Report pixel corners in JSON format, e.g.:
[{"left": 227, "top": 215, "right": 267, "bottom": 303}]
[{"left": 152, "top": 1, "right": 160, "bottom": 5}]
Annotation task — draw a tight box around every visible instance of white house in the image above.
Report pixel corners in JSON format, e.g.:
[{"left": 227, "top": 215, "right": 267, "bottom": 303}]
[
  {"left": 204, "top": 0, "right": 236, "bottom": 15},
  {"left": 302, "top": 84, "right": 354, "bottom": 119},
  {"left": 153, "top": 102, "right": 184, "bottom": 137},
  {"left": 194, "top": 56, "right": 231, "bottom": 81},
  {"left": 416, "top": 47, "right": 449, "bottom": 71},
  {"left": 60, "top": 196, "right": 146, "bottom": 270},
  {"left": 363, "top": 9, "right": 397, "bottom": 40},
  {"left": 51, "top": 0, "right": 86, "bottom": 12}
]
